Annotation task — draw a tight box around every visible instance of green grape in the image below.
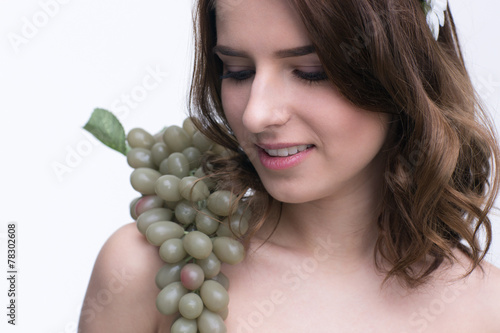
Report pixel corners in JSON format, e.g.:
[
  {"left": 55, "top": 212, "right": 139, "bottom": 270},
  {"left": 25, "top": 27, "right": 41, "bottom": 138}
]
[
  {"left": 164, "top": 200, "right": 179, "bottom": 210},
  {"left": 182, "top": 147, "right": 202, "bottom": 170},
  {"left": 180, "top": 176, "right": 210, "bottom": 202},
  {"left": 159, "top": 238, "right": 187, "bottom": 263},
  {"left": 136, "top": 208, "right": 173, "bottom": 235},
  {"left": 127, "top": 148, "right": 156, "bottom": 169},
  {"left": 207, "top": 191, "right": 238, "bottom": 216},
  {"left": 130, "top": 168, "right": 162, "bottom": 195},
  {"left": 200, "top": 280, "right": 229, "bottom": 312},
  {"left": 156, "top": 281, "right": 188, "bottom": 315},
  {"left": 183, "top": 231, "right": 213, "bottom": 260},
  {"left": 129, "top": 197, "right": 140, "bottom": 220},
  {"left": 146, "top": 221, "right": 185, "bottom": 246},
  {"left": 163, "top": 125, "right": 192, "bottom": 153},
  {"left": 196, "top": 252, "right": 221, "bottom": 279},
  {"left": 192, "top": 130, "right": 213, "bottom": 153},
  {"left": 212, "top": 237, "right": 245, "bottom": 265},
  {"left": 151, "top": 142, "right": 170, "bottom": 166},
  {"left": 180, "top": 263, "right": 205, "bottom": 290},
  {"left": 210, "top": 272, "right": 229, "bottom": 291},
  {"left": 195, "top": 208, "right": 220, "bottom": 235},
  {"left": 178, "top": 293, "right": 204, "bottom": 319},
  {"left": 156, "top": 262, "right": 185, "bottom": 289},
  {"left": 197, "top": 308, "right": 227, "bottom": 333},
  {"left": 211, "top": 144, "right": 231, "bottom": 157},
  {"left": 182, "top": 117, "right": 197, "bottom": 137},
  {"left": 194, "top": 167, "right": 216, "bottom": 191},
  {"left": 218, "top": 307, "right": 229, "bottom": 320},
  {"left": 171, "top": 316, "right": 198, "bottom": 333},
  {"left": 216, "top": 213, "right": 249, "bottom": 238},
  {"left": 175, "top": 200, "right": 197, "bottom": 226},
  {"left": 154, "top": 128, "right": 166, "bottom": 143},
  {"left": 159, "top": 158, "right": 170, "bottom": 175},
  {"left": 155, "top": 175, "right": 182, "bottom": 202},
  {"left": 164, "top": 152, "right": 190, "bottom": 178},
  {"left": 135, "top": 195, "right": 164, "bottom": 217},
  {"left": 127, "top": 128, "right": 156, "bottom": 149}
]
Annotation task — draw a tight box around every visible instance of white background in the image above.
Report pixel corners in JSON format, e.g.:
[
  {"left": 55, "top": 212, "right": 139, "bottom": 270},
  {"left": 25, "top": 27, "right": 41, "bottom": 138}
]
[{"left": 0, "top": 1, "right": 499, "bottom": 332}]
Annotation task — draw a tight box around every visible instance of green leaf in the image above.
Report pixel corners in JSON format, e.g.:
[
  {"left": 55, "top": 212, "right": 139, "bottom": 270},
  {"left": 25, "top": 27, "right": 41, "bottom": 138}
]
[{"left": 83, "top": 108, "right": 129, "bottom": 155}]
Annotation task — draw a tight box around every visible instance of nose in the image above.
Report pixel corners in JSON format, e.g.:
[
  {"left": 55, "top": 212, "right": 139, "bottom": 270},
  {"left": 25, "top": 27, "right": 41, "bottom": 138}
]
[{"left": 242, "top": 70, "right": 290, "bottom": 134}]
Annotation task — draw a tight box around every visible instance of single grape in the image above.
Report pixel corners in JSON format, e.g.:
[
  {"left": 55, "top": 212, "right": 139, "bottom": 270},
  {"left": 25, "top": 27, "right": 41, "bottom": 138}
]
[
  {"left": 156, "top": 281, "right": 188, "bottom": 315},
  {"left": 154, "top": 128, "right": 166, "bottom": 143},
  {"left": 127, "top": 128, "right": 156, "bottom": 149},
  {"left": 194, "top": 167, "right": 216, "bottom": 191},
  {"left": 192, "top": 130, "right": 213, "bottom": 153},
  {"left": 146, "top": 221, "right": 185, "bottom": 246},
  {"left": 174, "top": 200, "right": 197, "bottom": 226},
  {"left": 156, "top": 262, "right": 185, "bottom": 289},
  {"left": 171, "top": 316, "right": 198, "bottom": 333},
  {"left": 126, "top": 148, "right": 156, "bottom": 169},
  {"left": 196, "top": 252, "right": 221, "bottom": 279},
  {"left": 180, "top": 263, "right": 205, "bottom": 290},
  {"left": 183, "top": 231, "right": 213, "bottom": 260},
  {"left": 155, "top": 175, "right": 182, "bottom": 202},
  {"left": 195, "top": 208, "right": 220, "bottom": 235},
  {"left": 129, "top": 197, "right": 140, "bottom": 220},
  {"left": 164, "top": 152, "right": 190, "bottom": 178},
  {"left": 218, "top": 307, "right": 229, "bottom": 320},
  {"left": 159, "top": 238, "right": 187, "bottom": 264},
  {"left": 136, "top": 208, "right": 173, "bottom": 235},
  {"left": 163, "top": 125, "right": 192, "bottom": 153},
  {"left": 207, "top": 191, "right": 238, "bottom": 217},
  {"left": 182, "top": 117, "right": 198, "bottom": 137},
  {"left": 212, "top": 237, "right": 245, "bottom": 265},
  {"left": 151, "top": 142, "right": 170, "bottom": 166},
  {"left": 210, "top": 272, "right": 229, "bottom": 291},
  {"left": 135, "top": 195, "right": 164, "bottom": 217},
  {"left": 130, "top": 168, "right": 162, "bottom": 195},
  {"left": 217, "top": 213, "right": 249, "bottom": 238},
  {"left": 178, "top": 293, "right": 204, "bottom": 319},
  {"left": 179, "top": 176, "right": 210, "bottom": 202},
  {"left": 200, "top": 280, "right": 229, "bottom": 312},
  {"left": 182, "top": 147, "right": 202, "bottom": 170},
  {"left": 197, "top": 308, "right": 227, "bottom": 333}
]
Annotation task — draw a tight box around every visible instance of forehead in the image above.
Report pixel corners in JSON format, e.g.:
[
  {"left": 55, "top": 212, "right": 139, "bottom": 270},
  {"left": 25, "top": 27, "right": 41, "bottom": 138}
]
[{"left": 214, "top": 0, "right": 311, "bottom": 50}]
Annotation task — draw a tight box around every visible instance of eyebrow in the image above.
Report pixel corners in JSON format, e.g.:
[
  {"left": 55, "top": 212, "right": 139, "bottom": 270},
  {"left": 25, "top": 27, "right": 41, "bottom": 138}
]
[{"left": 212, "top": 44, "right": 316, "bottom": 58}]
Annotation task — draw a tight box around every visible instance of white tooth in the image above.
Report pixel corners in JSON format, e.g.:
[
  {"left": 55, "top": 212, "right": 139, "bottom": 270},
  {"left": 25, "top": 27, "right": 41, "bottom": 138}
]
[
  {"left": 267, "top": 149, "right": 278, "bottom": 156},
  {"left": 277, "top": 148, "right": 289, "bottom": 157},
  {"left": 297, "top": 145, "right": 307, "bottom": 152},
  {"left": 287, "top": 146, "right": 298, "bottom": 155}
]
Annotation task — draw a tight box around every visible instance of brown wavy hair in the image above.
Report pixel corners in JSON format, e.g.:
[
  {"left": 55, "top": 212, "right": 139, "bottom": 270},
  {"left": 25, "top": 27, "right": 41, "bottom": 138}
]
[{"left": 188, "top": 0, "right": 500, "bottom": 287}]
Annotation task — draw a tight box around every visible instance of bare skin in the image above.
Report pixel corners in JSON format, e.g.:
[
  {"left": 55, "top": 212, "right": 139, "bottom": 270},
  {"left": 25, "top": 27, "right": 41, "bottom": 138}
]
[{"left": 78, "top": 222, "right": 500, "bottom": 332}]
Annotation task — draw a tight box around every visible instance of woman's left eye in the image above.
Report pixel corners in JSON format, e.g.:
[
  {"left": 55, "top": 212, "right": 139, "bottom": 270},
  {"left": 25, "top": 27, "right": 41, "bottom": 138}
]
[{"left": 292, "top": 69, "right": 328, "bottom": 84}]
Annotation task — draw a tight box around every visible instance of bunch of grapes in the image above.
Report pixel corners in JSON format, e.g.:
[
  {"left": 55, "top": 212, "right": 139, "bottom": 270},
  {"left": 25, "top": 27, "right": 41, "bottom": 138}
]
[{"left": 126, "top": 118, "right": 248, "bottom": 333}]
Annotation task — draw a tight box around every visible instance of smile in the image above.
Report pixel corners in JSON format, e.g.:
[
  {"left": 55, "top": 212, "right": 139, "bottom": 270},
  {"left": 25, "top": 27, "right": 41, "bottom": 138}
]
[{"left": 264, "top": 144, "right": 313, "bottom": 157}]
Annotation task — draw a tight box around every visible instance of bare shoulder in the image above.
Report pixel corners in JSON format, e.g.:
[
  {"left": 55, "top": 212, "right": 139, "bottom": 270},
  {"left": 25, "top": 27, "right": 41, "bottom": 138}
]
[
  {"left": 434, "top": 250, "right": 500, "bottom": 332},
  {"left": 78, "top": 223, "right": 172, "bottom": 333}
]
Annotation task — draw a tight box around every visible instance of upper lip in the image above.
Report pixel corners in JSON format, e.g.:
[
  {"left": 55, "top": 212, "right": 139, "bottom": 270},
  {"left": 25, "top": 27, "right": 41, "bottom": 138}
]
[{"left": 256, "top": 142, "right": 313, "bottom": 150}]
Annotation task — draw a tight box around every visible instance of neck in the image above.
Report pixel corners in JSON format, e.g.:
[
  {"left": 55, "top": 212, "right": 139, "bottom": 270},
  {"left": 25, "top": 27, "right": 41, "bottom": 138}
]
[{"left": 253, "top": 181, "right": 383, "bottom": 271}]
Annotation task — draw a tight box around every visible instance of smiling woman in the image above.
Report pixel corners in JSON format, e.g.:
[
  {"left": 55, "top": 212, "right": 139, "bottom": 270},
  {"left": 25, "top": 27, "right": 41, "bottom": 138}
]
[{"left": 78, "top": 0, "right": 500, "bottom": 332}]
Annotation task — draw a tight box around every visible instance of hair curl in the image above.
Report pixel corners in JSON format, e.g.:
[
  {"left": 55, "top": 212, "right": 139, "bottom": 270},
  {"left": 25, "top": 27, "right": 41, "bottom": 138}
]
[{"left": 188, "top": 0, "right": 500, "bottom": 288}]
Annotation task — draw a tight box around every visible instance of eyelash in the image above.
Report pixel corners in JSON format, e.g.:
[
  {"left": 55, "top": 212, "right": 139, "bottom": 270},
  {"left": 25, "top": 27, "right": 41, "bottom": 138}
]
[{"left": 219, "top": 69, "right": 328, "bottom": 85}]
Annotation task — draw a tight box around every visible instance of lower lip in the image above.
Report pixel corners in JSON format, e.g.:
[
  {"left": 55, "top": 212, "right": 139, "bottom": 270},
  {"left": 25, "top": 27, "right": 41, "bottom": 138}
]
[{"left": 257, "top": 146, "right": 314, "bottom": 170}]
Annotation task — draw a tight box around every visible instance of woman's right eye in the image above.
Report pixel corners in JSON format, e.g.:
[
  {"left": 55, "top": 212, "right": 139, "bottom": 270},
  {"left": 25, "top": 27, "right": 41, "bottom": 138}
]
[{"left": 219, "top": 70, "right": 255, "bottom": 83}]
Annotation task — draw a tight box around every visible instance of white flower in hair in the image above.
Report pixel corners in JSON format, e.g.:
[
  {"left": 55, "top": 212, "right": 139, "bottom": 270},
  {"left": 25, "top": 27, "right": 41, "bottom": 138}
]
[{"left": 424, "top": 0, "right": 447, "bottom": 40}]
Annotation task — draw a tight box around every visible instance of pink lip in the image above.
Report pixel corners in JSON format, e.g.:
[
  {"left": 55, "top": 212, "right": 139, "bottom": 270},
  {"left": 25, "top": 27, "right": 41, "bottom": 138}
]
[{"left": 256, "top": 144, "right": 314, "bottom": 170}]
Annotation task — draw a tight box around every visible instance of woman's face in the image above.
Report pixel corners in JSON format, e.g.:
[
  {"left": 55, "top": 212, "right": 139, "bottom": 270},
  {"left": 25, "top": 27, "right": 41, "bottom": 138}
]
[{"left": 214, "top": 0, "right": 390, "bottom": 204}]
